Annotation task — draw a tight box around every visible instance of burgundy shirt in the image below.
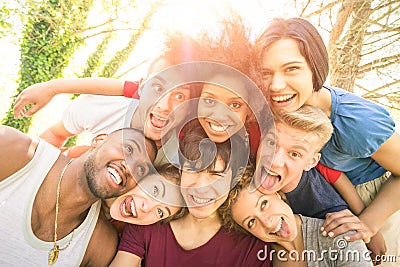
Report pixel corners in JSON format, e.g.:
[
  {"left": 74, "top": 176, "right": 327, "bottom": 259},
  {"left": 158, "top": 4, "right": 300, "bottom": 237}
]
[{"left": 119, "top": 223, "right": 272, "bottom": 267}]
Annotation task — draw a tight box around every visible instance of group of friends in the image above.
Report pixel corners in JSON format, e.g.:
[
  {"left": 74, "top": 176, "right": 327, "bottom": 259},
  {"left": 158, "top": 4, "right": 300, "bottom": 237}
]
[{"left": 1, "top": 16, "right": 399, "bottom": 267}]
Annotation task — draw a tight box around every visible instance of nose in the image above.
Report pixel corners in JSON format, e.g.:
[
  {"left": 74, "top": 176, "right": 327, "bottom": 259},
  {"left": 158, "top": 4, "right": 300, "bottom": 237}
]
[
  {"left": 269, "top": 74, "right": 286, "bottom": 92},
  {"left": 271, "top": 148, "right": 285, "bottom": 169},
  {"left": 138, "top": 197, "right": 158, "bottom": 213},
  {"left": 209, "top": 101, "right": 240, "bottom": 125},
  {"left": 189, "top": 172, "right": 214, "bottom": 193},
  {"left": 154, "top": 92, "right": 172, "bottom": 113},
  {"left": 260, "top": 214, "right": 275, "bottom": 230}
]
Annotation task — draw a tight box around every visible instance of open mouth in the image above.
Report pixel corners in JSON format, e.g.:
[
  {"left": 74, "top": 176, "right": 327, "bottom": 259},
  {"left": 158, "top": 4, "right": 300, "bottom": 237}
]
[
  {"left": 208, "top": 121, "right": 228, "bottom": 133},
  {"left": 271, "top": 94, "right": 296, "bottom": 104},
  {"left": 150, "top": 113, "right": 168, "bottom": 130},
  {"left": 260, "top": 167, "right": 281, "bottom": 191},
  {"left": 271, "top": 217, "right": 283, "bottom": 234},
  {"left": 269, "top": 217, "right": 291, "bottom": 238},
  {"left": 120, "top": 196, "right": 137, "bottom": 218},
  {"left": 108, "top": 166, "right": 122, "bottom": 185}
]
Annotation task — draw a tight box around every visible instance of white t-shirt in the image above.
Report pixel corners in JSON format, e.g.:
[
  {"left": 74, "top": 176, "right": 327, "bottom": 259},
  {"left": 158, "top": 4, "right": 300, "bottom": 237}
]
[{"left": 62, "top": 94, "right": 139, "bottom": 138}]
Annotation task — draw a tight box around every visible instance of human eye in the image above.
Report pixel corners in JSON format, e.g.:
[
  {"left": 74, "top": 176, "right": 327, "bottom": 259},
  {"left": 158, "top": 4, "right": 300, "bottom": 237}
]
[
  {"left": 247, "top": 218, "right": 255, "bottom": 229},
  {"left": 134, "top": 165, "right": 147, "bottom": 178},
  {"left": 286, "top": 66, "right": 300, "bottom": 72},
  {"left": 157, "top": 208, "right": 164, "bottom": 219},
  {"left": 202, "top": 98, "right": 215, "bottom": 105},
  {"left": 266, "top": 138, "right": 276, "bottom": 147},
  {"left": 230, "top": 102, "right": 242, "bottom": 109},
  {"left": 152, "top": 185, "right": 159, "bottom": 196},
  {"left": 262, "top": 69, "right": 272, "bottom": 77},
  {"left": 289, "top": 151, "right": 301, "bottom": 158},
  {"left": 173, "top": 93, "right": 185, "bottom": 101},
  {"left": 124, "top": 145, "right": 133, "bottom": 154},
  {"left": 260, "top": 199, "right": 268, "bottom": 210},
  {"left": 152, "top": 83, "right": 164, "bottom": 94}
]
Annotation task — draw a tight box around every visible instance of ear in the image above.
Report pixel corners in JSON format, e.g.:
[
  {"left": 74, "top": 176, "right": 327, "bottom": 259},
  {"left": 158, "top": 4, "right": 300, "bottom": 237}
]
[
  {"left": 303, "top": 153, "right": 321, "bottom": 171},
  {"left": 91, "top": 133, "right": 108, "bottom": 148}
]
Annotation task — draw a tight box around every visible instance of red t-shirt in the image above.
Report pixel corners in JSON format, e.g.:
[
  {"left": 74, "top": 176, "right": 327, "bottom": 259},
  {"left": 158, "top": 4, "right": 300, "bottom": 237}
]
[
  {"left": 119, "top": 223, "right": 272, "bottom": 267},
  {"left": 123, "top": 81, "right": 140, "bottom": 99},
  {"left": 315, "top": 162, "right": 342, "bottom": 184}
]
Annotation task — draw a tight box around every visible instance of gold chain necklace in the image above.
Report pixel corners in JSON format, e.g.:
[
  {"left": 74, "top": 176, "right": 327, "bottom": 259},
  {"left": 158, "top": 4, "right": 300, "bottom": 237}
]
[{"left": 48, "top": 159, "right": 75, "bottom": 265}]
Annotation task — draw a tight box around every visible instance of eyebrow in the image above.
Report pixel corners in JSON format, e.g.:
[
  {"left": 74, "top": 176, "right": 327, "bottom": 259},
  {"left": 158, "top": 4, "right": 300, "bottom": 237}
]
[
  {"left": 241, "top": 195, "right": 262, "bottom": 226},
  {"left": 153, "top": 75, "right": 167, "bottom": 84},
  {"left": 126, "top": 138, "right": 142, "bottom": 153},
  {"left": 201, "top": 91, "right": 243, "bottom": 101},
  {"left": 262, "top": 60, "right": 305, "bottom": 70},
  {"left": 281, "top": 61, "right": 304, "bottom": 67}
]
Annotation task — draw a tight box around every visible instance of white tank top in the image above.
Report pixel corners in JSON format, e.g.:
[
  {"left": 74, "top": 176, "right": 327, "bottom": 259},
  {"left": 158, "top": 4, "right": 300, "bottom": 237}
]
[{"left": 0, "top": 139, "right": 101, "bottom": 266}]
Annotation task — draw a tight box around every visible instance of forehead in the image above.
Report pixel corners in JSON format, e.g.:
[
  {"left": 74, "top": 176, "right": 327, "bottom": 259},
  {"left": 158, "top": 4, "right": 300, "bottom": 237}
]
[
  {"left": 274, "top": 122, "right": 315, "bottom": 146},
  {"left": 205, "top": 75, "right": 248, "bottom": 99},
  {"left": 263, "top": 39, "right": 305, "bottom": 64}
]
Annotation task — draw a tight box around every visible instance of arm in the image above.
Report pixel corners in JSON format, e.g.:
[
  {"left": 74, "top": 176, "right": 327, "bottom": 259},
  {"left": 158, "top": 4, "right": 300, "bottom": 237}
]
[
  {"left": 14, "top": 78, "right": 126, "bottom": 118},
  {"left": 332, "top": 173, "right": 387, "bottom": 264},
  {"left": 39, "top": 121, "right": 75, "bottom": 148},
  {"left": 0, "top": 125, "right": 35, "bottom": 181},
  {"left": 360, "top": 132, "right": 400, "bottom": 235},
  {"left": 81, "top": 211, "right": 119, "bottom": 267},
  {"left": 109, "top": 251, "right": 142, "bottom": 267},
  {"left": 332, "top": 173, "right": 365, "bottom": 216}
]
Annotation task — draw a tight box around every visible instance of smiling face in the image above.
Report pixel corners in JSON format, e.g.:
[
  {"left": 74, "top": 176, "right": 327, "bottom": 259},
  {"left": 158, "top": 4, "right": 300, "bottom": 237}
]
[
  {"left": 132, "top": 59, "right": 193, "bottom": 147},
  {"left": 84, "top": 128, "right": 156, "bottom": 199},
  {"left": 231, "top": 191, "right": 297, "bottom": 243},
  {"left": 261, "top": 38, "right": 314, "bottom": 113},
  {"left": 256, "top": 122, "right": 320, "bottom": 194},
  {"left": 197, "top": 83, "right": 250, "bottom": 143},
  {"left": 180, "top": 156, "right": 232, "bottom": 219},
  {"left": 109, "top": 173, "right": 183, "bottom": 225}
]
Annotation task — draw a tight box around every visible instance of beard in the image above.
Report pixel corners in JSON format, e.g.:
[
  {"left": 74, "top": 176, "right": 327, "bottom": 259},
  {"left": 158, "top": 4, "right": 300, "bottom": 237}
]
[{"left": 84, "top": 151, "right": 120, "bottom": 199}]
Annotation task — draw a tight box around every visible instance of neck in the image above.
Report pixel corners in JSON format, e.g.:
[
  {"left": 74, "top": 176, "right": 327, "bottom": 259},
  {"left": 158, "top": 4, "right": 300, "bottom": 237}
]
[
  {"left": 187, "top": 211, "right": 221, "bottom": 225},
  {"left": 58, "top": 156, "right": 98, "bottom": 214},
  {"left": 170, "top": 212, "right": 222, "bottom": 250},
  {"left": 307, "top": 87, "right": 332, "bottom": 118}
]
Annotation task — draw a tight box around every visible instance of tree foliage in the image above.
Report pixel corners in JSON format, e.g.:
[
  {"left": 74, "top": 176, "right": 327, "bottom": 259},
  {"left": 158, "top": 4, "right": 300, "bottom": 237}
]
[
  {"left": 1, "top": 0, "right": 93, "bottom": 132},
  {"left": 293, "top": 0, "right": 400, "bottom": 111}
]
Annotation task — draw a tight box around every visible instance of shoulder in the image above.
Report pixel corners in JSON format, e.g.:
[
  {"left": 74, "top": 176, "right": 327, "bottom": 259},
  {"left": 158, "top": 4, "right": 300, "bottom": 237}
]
[
  {"left": 0, "top": 125, "right": 37, "bottom": 181},
  {"left": 81, "top": 210, "right": 119, "bottom": 267},
  {"left": 328, "top": 86, "right": 393, "bottom": 125}
]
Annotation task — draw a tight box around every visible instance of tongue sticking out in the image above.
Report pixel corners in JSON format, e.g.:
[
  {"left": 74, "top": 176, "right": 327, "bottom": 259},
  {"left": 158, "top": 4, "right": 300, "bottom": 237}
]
[
  {"left": 276, "top": 219, "right": 291, "bottom": 239},
  {"left": 151, "top": 115, "right": 166, "bottom": 129},
  {"left": 261, "top": 173, "right": 280, "bottom": 191}
]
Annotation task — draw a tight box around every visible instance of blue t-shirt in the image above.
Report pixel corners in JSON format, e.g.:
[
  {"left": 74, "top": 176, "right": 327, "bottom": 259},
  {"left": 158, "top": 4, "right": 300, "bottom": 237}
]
[
  {"left": 285, "top": 168, "right": 348, "bottom": 219},
  {"left": 320, "top": 86, "right": 395, "bottom": 185}
]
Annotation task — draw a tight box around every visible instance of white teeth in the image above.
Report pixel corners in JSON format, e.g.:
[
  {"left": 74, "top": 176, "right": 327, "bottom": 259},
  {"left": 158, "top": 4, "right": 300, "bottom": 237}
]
[
  {"left": 153, "top": 114, "right": 166, "bottom": 121},
  {"left": 122, "top": 202, "right": 128, "bottom": 216},
  {"left": 209, "top": 122, "right": 227, "bottom": 132},
  {"left": 130, "top": 198, "right": 136, "bottom": 217},
  {"left": 272, "top": 218, "right": 283, "bottom": 233},
  {"left": 267, "top": 169, "right": 279, "bottom": 176},
  {"left": 271, "top": 94, "right": 294, "bottom": 102},
  {"left": 108, "top": 167, "right": 122, "bottom": 185},
  {"left": 192, "top": 195, "right": 212, "bottom": 205}
]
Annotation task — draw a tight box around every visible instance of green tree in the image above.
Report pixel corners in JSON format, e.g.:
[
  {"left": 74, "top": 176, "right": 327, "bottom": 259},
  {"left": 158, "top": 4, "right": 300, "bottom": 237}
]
[{"left": 2, "top": 0, "right": 92, "bottom": 132}]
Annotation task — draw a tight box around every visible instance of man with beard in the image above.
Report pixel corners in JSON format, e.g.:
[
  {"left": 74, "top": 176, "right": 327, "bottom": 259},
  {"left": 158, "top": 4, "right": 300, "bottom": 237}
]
[{"left": 0, "top": 125, "right": 156, "bottom": 266}]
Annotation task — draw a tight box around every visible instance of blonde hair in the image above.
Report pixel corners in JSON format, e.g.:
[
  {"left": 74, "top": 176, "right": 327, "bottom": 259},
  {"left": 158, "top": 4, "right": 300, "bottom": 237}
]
[{"left": 273, "top": 105, "right": 333, "bottom": 152}]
